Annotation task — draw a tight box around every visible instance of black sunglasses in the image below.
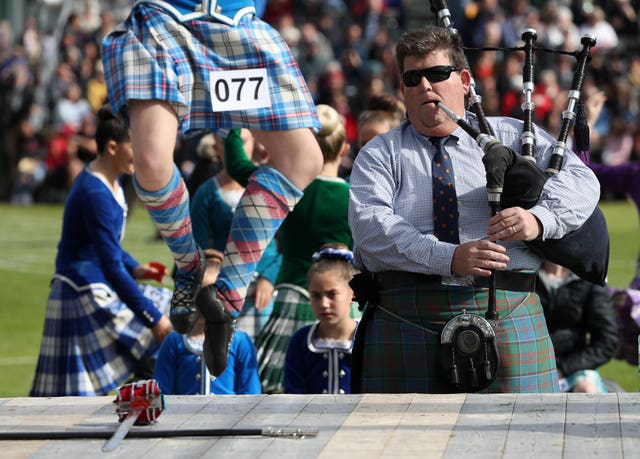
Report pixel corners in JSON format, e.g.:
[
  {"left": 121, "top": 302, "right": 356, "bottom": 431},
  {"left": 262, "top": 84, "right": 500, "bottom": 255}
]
[{"left": 402, "top": 65, "right": 461, "bottom": 87}]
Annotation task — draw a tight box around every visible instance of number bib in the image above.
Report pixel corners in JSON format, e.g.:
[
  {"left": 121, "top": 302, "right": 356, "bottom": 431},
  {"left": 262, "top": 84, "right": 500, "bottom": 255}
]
[{"left": 209, "top": 68, "right": 271, "bottom": 111}]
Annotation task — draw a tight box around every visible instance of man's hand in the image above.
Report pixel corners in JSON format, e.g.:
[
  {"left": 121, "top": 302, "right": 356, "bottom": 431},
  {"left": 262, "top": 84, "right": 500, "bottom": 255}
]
[
  {"left": 487, "top": 207, "right": 541, "bottom": 242},
  {"left": 451, "top": 240, "right": 509, "bottom": 277}
]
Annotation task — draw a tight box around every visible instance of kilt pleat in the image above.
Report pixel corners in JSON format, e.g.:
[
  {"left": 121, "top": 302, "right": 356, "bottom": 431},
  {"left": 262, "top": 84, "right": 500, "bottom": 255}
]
[
  {"left": 255, "top": 284, "right": 316, "bottom": 393},
  {"left": 359, "top": 285, "right": 559, "bottom": 393},
  {"left": 30, "top": 276, "right": 170, "bottom": 396},
  {"left": 102, "top": 5, "right": 320, "bottom": 134}
]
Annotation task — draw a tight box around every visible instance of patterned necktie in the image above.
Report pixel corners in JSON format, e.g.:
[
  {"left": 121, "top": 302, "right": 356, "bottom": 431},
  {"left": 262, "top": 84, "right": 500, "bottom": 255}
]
[{"left": 431, "top": 136, "right": 460, "bottom": 244}]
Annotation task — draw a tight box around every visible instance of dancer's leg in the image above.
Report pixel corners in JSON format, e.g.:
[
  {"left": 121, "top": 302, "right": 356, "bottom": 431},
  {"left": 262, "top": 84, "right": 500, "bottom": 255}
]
[
  {"left": 216, "top": 128, "right": 323, "bottom": 312},
  {"left": 256, "top": 128, "right": 325, "bottom": 190},
  {"left": 129, "top": 100, "right": 203, "bottom": 333},
  {"left": 197, "top": 128, "right": 322, "bottom": 376}
]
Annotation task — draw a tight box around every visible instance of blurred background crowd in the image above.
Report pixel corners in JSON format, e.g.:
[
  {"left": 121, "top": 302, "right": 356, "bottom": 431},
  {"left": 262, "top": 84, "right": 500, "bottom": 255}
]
[{"left": 0, "top": 0, "right": 639, "bottom": 205}]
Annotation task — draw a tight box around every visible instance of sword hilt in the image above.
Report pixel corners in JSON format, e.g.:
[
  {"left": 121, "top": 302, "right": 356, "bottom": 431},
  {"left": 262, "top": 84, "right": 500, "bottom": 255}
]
[{"left": 114, "top": 379, "right": 164, "bottom": 425}]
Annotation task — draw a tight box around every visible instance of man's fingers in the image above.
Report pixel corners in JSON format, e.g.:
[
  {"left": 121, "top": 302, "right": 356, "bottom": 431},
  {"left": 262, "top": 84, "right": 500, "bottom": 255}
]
[{"left": 477, "top": 239, "right": 508, "bottom": 253}]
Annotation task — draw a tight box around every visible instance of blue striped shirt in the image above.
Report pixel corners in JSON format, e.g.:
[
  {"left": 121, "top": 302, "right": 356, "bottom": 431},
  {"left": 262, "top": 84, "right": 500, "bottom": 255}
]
[{"left": 348, "top": 114, "right": 600, "bottom": 276}]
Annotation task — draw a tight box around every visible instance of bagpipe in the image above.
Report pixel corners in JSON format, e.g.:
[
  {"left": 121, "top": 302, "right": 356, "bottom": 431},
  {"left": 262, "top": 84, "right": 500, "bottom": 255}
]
[
  {"left": 427, "top": 0, "right": 609, "bottom": 393},
  {"left": 430, "top": 0, "right": 610, "bottom": 288}
]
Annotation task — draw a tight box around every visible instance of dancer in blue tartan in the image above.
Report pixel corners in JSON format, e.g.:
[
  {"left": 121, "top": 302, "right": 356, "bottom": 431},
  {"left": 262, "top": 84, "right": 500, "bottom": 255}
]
[
  {"left": 102, "top": 0, "right": 323, "bottom": 376},
  {"left": 30, "top": 106, "right": 172, "bottom": 397}
]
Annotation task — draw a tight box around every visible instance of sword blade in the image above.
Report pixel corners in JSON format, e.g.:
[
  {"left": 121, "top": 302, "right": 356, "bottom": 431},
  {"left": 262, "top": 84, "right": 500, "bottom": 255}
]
[{"left": 102, "top": 405, "right": 144, "bottom": 452}]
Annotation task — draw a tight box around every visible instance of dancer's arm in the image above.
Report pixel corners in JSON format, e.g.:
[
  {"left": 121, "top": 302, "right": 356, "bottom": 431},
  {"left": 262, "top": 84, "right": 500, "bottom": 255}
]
[{"left": 224, "top": 129, "right": 258, "bottom": 187}]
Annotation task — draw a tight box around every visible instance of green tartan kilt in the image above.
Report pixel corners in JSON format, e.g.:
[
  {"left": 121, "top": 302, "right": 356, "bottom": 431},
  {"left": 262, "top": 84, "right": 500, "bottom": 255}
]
[
  {"left": 358, "top": 284, "right": 559, "bottom": 393},
  {"left": 255, "top": 283, "right": 361, "bottom": 393}
]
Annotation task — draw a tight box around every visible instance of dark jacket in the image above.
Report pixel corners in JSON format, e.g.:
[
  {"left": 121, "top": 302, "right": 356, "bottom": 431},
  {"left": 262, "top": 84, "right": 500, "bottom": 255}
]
[{"left": 536, "top": 273, "right": 619, "bottom": 377}]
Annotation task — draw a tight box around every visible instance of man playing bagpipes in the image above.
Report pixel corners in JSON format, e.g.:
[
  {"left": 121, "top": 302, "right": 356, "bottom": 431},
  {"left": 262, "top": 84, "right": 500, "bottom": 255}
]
[{"left": 348, "top": 25, "right": 602, "bottom": 393}]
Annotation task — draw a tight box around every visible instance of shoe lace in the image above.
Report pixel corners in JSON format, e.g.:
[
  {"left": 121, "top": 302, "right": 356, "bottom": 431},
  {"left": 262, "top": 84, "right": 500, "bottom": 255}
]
[{"left": 172, "top": 268, "right": 200, "bottom": 309}]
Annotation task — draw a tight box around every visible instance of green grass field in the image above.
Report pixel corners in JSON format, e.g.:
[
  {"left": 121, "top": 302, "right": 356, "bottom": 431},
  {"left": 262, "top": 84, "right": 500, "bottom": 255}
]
[{"left": 0, "top": 200, "right": 638, "bottom": 397}]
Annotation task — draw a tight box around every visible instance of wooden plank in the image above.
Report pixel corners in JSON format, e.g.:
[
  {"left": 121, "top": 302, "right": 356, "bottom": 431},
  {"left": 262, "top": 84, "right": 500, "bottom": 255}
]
[
  {"left": 2, "top": 396, "right": 270, "bottom": 458},
  {"left": 25, "top": 397, "right": 157, "bottom": 458},
  {"left": 501, "top": 393, "right": 567, "bottom": 458},
  {"left": 443, "top": 393, "right": 516, "bottom": 459},
  {"left": 1, "top": 396, "right": 112, "bottom": 458},
  {"left": 227, "top": 394, "right": 363, "bottom": 459},
  {"left": 384, "top": 393, "right": 466, "bottom": 459},
  {"left": 0, "top": 393, "right": 639, "bottom": 458},
  {"left": 317, "top": 393, "right": 466, "bottom": 459},
  {"left": 138, "top": 395, "right": 267, "bottom": 458},
  {"left": 282, "top": 394, "right": 363, "bottom": 459},
  {"left": 1, "top": 396, "right": 108, "bottom": 429},
  {"left": 618, "top": 392, "right": 640, "bottom": 458},
  {"left": 193, "top": 394, "right": 324, "bottom": 458},
  {"left": 563, "top": 393, "right": 623, "bottom": 459},
  {"left": 317, "top": 393, "right": 416, "bottom": 459}
]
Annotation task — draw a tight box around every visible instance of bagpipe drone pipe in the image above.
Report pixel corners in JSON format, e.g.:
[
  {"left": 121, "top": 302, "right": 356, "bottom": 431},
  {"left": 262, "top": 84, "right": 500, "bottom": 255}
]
[{"left": 430, "top": 0, "right": 609, "bottom": 287}]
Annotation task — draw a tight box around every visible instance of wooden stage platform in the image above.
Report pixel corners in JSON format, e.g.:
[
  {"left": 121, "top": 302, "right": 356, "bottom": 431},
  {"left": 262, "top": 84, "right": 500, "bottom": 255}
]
[{"left": 1, "top": 393, "right": 639, "bottom": 458}]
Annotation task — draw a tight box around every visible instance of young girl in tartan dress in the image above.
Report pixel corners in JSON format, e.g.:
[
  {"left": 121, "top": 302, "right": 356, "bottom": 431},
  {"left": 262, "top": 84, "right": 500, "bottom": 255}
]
[
  {"left": 30, "top": 106, "right": 173, "bottom": 396},
  {"left": 223, "top": 104, "right": 359, "bottom": 393},
  {"left": 284, "top": 244, "right": 358, "bottom": 394},
  {"left": 101, "top": 0, "right": 323, "bottom": 377}
]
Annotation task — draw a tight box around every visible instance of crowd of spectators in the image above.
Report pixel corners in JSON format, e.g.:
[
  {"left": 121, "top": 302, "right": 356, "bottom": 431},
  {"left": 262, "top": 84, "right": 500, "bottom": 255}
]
[{"left": 0, "top": 0, "right": 639, "bottom": 205}]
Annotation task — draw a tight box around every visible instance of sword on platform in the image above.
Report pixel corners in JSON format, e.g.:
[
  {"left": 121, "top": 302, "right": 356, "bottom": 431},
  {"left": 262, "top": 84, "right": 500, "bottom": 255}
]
[
  {"left": 5, "top": 380, "right": 319, "bottom": 447},
  {"left": 102, "top": 379, "right": 165, "bottom": 452},
  {"left": 102, "top": 403, "right": 145, "bottom": 452},
  {"left": 0, "top": 426, "right": 320, "bottom": 441}
]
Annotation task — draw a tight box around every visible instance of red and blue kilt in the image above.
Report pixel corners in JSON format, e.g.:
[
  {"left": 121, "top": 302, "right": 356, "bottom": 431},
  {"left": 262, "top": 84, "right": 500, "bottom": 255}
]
[
  {"left": 101, "top": 4, "right": 320, "bottom": 134},
  {"left": 358, "top": 284, "right": 560, "bottom": 393}
]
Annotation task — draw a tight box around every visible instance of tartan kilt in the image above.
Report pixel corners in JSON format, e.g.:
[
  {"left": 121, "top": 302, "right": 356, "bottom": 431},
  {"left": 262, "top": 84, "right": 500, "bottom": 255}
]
[
  {"left": 358, "top": 284, "right": 559, "bottom": 394},
  {"left": 102, "top": 4, "right": 320, "bottom": 134},
  {"left": 236, "top": 287, "right": 274, "bottom": 342},
  {"left": 30, "top": 276, "right": 171, "bottom": 397},
  {"left": 255, "top": 283, "right": 361, "bottom": 393}
]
